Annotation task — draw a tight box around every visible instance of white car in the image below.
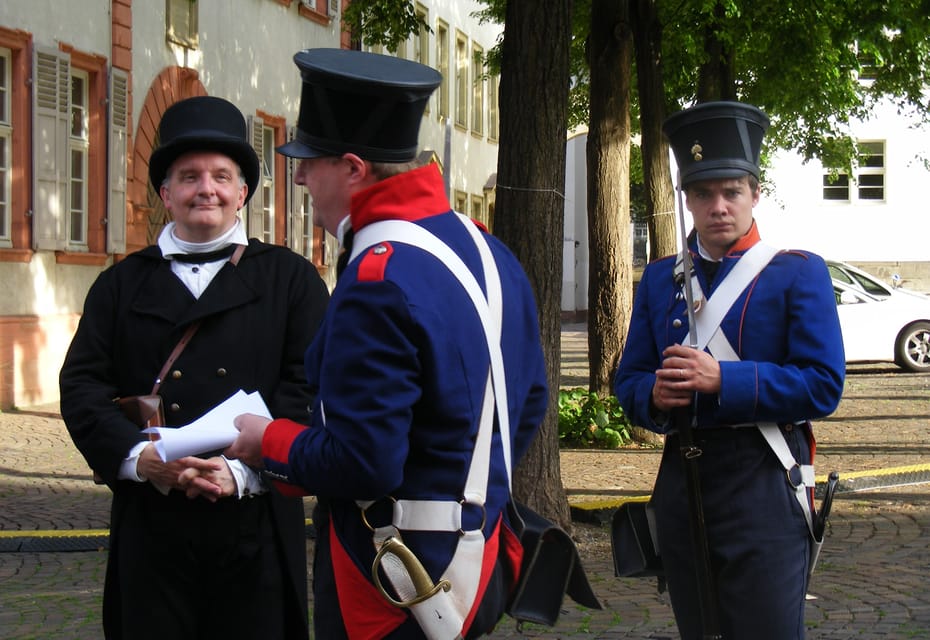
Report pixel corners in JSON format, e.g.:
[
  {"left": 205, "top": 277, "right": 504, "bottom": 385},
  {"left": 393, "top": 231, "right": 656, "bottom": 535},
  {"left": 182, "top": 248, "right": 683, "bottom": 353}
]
[
  {"left": 833, "top": 279, "right": 930, "bottom": 372},
  {"left": 827, "top": 259, "right": 925, "bottom": 300}
]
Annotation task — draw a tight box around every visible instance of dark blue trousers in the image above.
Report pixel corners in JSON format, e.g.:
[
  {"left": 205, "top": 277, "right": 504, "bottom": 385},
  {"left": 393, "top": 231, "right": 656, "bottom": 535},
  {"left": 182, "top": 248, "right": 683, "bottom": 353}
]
[{"left": 653, "top": 424, "right": 812, "bottom": 640}]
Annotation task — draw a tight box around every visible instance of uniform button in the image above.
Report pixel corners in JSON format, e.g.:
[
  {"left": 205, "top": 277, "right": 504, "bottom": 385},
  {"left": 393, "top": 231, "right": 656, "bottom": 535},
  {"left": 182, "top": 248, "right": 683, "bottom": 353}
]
[
  {"left": 216, "top": 368, "right": 227, "bottom": 377},
  {"left": 784, "top": 424, "right": 794, "bottom": 432},
  {"left": 192, "top": 266, "right": 200, "bottom": 273},
  {"left": 672, "top": 318, "right": 682, "bottom": 328},
  {"left": 170, "top": 403, "right": 181, "bottom": 412},
  {"left": 171, "top": 370, "right": 182, "bottom": 379}
]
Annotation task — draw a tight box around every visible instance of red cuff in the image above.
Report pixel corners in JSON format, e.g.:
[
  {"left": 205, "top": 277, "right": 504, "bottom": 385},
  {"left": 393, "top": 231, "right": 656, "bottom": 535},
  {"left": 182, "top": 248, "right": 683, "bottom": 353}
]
[
  {"left": 262, "top": 418, "right": 306, "bottom": 464},
  {"left": 262, "top": 418, "right": 309, "bottom": 497}
]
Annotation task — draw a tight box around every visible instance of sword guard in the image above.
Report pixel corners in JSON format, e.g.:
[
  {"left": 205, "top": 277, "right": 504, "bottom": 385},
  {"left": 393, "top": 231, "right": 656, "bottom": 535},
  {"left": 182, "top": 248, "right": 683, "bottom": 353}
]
[{"left": 372, "top": 536, "right": 452, "bottom": 608}]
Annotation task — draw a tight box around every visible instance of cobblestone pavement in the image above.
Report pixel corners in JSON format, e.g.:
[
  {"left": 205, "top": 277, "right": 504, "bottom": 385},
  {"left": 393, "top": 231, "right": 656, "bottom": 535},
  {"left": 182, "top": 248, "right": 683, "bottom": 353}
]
[{"left": 1, "top": 325, "right": 929, "bottom": 639}]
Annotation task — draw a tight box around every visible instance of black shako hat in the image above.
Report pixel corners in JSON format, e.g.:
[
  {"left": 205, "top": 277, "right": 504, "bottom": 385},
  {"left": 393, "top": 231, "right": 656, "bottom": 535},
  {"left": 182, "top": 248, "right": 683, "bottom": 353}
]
[
  {"left": 149, "top": 96, "right": 260, "bottom": 205},
  {"left": 662, "top": 101, "right": 770, "bottom": 187},
  {"left": 277, "top": 48, "right": 442, "bottom": 162}
]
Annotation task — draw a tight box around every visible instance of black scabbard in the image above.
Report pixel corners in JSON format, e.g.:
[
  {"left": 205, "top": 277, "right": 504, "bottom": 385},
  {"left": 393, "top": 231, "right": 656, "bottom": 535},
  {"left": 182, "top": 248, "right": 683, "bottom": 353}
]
[{"left": 674, "top": 406, "right": 723, "bottom": 640}]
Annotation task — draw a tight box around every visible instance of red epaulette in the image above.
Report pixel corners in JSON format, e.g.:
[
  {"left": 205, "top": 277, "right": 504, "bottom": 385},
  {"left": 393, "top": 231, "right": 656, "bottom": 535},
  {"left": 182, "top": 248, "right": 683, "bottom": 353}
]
[{"left": 357, "top": 243, "right": 394, "bottom": 282}]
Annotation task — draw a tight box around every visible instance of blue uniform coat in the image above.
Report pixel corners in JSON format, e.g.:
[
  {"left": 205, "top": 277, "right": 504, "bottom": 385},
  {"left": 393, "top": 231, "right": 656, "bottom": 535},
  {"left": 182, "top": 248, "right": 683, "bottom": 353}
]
[
  {"left": 614, "top": 224, "right": 845, "bottom": 639},
  {"left": 262, "top": 164, "right": 548, "bottom": 639}
]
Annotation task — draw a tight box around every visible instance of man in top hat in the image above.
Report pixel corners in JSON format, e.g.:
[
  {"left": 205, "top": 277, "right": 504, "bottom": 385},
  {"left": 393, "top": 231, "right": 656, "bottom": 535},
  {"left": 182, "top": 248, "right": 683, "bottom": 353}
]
[
  {"left": 60, "top": 95, "right": 329, "bottom": 640},
  {"left": 227, "top": 48, "right": 549, "bottom": 639},
  {"left": 613, "top": 101, "right": 845, "bottom": 639}
]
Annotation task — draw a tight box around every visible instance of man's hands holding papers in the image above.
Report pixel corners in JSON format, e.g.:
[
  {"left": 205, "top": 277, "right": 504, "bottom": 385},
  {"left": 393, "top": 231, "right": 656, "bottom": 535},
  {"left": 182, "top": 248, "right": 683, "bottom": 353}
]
[
  {"left": 225, "top": 413, "right": 272, "bottom": 469},
  {"left": 137, "top": 444, "right": 231, "bottom": 500},
  {"left": 143, "top": 390, "right": 271, "bottom": 461},
  {"left": 137, "top": 390, "right": 271, "bottom": 500}
]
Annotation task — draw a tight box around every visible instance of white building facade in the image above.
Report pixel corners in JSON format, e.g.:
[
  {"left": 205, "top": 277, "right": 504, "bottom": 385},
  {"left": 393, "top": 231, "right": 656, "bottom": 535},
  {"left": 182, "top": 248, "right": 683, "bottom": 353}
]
[
  {"left": 0, "top": 0, "right": 502, "bottom": 408},
  {"left": 562, "top": 101, "right": 930, "bottom": 319}
]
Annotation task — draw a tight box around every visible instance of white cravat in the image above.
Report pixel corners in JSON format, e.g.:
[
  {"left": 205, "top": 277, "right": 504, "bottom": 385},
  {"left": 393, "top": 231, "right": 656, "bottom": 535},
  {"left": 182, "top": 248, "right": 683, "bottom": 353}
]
[{"left": 158, "top": 220, "right": 248, "bottom": 299}]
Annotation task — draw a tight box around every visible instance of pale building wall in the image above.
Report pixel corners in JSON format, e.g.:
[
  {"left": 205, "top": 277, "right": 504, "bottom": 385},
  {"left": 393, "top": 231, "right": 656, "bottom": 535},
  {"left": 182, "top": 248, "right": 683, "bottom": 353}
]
[
  {"left": 0, "top": 0, "right": 505, "bottom": 408},
  {"left": 130, "top": 0, "right": 341, "bottom": 136},
  {"left": 563, "top": 131, "right": 589, "bottom": 318},
  {"left": 3, "top": 0, "right": 112, "bottom": 53}
]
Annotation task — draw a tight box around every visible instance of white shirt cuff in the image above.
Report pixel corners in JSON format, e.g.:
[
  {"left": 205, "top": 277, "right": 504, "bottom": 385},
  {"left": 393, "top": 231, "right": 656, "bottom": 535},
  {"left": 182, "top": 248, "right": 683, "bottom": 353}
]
[
  {"left": 119, "top": 441, "right": 150, "bottom": 482},
  {"left": 223, "top": 456, "right": 267, "bottom": 498}
]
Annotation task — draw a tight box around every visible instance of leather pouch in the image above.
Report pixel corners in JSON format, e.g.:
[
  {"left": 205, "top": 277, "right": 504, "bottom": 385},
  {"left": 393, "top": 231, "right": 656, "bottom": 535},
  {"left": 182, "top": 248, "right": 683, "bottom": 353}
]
[
  {"left": 116, "top": 394, "right": 165, "bottom": 429},
  {"left": 506, "top": 502, "right": 601, "bottom": 626},
  {"left": 611, "top": 500, "right": 664, "bottom": 578}
]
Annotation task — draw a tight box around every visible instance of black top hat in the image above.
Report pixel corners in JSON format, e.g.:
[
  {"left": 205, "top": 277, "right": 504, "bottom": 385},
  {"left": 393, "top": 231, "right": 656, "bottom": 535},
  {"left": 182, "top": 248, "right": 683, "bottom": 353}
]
[
  {"left": 149, "top": 96, "right": 260, "bottom": 205},
  {"left": 662, "top": 101, "right": 770, "bottom": 187},
  {"left": 276, "top": 48, "right": 442, "bottom": 162}
]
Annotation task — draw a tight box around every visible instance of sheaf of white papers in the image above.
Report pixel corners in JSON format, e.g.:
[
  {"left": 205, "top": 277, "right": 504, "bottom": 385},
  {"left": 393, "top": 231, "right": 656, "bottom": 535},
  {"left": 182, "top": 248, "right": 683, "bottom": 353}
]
[{"left": 142, "top": 389, "right": 270, "bottom": 462}]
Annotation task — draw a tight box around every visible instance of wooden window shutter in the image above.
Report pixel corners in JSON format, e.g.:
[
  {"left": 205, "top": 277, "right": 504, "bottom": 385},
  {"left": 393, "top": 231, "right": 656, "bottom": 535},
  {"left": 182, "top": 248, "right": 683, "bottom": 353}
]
[
  {"left": 246, "top": 114, "right": 264, "bottom": 239},
  {"left": 32, "top": 45, "right": 70, "bottom": 250},
  {"left": 106, "top": 67, "right": 129, "bottom": 254}
]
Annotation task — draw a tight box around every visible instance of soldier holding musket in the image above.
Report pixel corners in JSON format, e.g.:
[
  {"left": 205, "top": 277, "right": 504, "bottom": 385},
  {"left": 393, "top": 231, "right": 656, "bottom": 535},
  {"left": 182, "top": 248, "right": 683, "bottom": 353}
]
[{"left": 614, "top": 101, "right": 845, "bottom": 639}]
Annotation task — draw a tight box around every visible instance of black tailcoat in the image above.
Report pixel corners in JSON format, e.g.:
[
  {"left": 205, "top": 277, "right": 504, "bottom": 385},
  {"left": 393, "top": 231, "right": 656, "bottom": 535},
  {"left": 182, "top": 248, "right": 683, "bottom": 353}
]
[{"left": 60, "top": 239, "right": 329, "bottom": 639}]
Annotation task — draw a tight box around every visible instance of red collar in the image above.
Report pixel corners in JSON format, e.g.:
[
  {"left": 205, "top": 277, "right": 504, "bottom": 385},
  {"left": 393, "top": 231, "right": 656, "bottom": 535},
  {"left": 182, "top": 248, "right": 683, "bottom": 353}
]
[
  {"left": 726, "top": 220, "right": 762, "bottom": 255},
  {"left": 350, "top": 164, "right": 451, "bottom": 231}
]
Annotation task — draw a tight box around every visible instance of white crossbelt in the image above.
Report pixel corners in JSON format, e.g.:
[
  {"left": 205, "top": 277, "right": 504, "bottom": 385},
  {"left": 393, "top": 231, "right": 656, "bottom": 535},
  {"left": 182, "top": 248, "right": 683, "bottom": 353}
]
[{"left": 680, "top": 243, "right": 818, "bottom": 544}]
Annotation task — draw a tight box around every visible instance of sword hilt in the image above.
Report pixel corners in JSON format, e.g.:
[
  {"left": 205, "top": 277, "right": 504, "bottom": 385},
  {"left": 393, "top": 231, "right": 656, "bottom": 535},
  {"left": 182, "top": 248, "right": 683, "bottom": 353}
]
[{"left": 371, "top": 536, "right": 452, "bottom": 608}]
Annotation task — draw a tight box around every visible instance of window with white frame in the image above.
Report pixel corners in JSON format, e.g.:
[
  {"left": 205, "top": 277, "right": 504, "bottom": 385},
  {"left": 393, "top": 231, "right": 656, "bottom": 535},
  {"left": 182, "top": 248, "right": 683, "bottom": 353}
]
[
  {"left": 260, "top": 125, "right": 275, "bottom": 243},
  {"left": 454, "top": 32, "right": 468, "bottom": 128},
  {"left": 470, "top": 193, "right": 485, "bottom": 226},
  {"left": 856, "top": 141, "right": 885, "bottom": 201},
  {"left": 0, "top": 49, "right": 10, "bottom": 245},
  {"left": 488, "top": 74, "right": 499, "bottom": 142},
  {"left": 299, "top": 0, "right": 336, "bottom": 18},
  {"left": 822, "top": 140, "right": 885, "bottom": 202},
  {"left": 286, "top": 128, "right": 327, "bottom": 267},
  {"left": 471, "top": 44, "right": 484, "bottom": 136},
  {"left": 822, "top": 172, "right": 849, "bottom": 202},
  {"left": 68, "top": 69, "right": 89, "bottom": 247},
  {"left": 454, "top": 189, "right": 468, "bottom": 215},
  {"left": 297, "top": 188, "right": 313, "bottom": 259},
  {"left": 246, "top": 115, "right": 272, "bottom": 242},
  {"left": 436, "top": 20, "right": 449, "bottom": 120},
  {"left": 413, "top": 4, "right": 429, "bottom": 68},
  {"left": 167, "top": 0, "right": 199, "bottom": 49}
]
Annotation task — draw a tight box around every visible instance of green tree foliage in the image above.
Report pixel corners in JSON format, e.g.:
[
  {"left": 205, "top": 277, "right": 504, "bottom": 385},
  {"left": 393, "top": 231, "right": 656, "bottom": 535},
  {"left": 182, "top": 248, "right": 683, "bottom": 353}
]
[
  {"left": 659, "top": 0, "right": 930, "bottom": 169},
  {"left": 342, "top": 0, "right": 428, "bottom": 52}
]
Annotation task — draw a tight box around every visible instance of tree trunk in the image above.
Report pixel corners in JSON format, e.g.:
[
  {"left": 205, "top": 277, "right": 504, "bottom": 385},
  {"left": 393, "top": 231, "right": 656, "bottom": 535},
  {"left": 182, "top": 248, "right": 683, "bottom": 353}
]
[
  {"left": 697, "top": 0, "right": 737, "bottom": 102},
  {"left": 632, "top": 0, "right": 677, "bottom": 262},
  {"left": 586, "top": 0, "right": 634, "bottom": 398},
  {"left": 495, "top": 0, "right": 573, "bottom": 527}
]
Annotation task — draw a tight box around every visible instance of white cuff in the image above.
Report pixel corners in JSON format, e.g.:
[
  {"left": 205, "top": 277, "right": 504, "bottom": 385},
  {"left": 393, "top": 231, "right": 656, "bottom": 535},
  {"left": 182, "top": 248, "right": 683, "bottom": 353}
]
[
  {"left": 118, "top": 441, "right": 151, "bottom": 482},
  {"left": 223, "top": 456, "right": 267, "bottom": 498}
]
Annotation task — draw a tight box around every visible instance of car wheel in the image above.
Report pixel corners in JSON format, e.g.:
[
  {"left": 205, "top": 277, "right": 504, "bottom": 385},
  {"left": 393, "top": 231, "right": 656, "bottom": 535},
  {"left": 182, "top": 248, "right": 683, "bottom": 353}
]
[{"left": 895, "top": 321, "right": 930, "bottom": 372}]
